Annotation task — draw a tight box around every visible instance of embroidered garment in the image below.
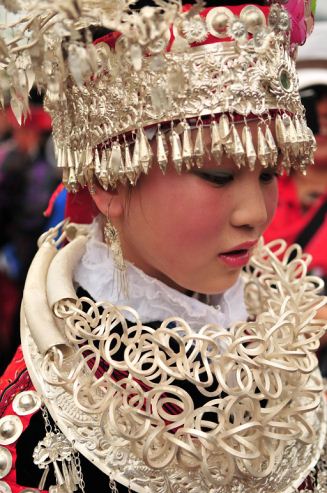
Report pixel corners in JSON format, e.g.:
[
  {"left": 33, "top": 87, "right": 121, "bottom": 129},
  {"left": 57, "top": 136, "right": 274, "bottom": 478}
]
[{"left": 16, "top": 221, "right": 327, "bottom": 493}]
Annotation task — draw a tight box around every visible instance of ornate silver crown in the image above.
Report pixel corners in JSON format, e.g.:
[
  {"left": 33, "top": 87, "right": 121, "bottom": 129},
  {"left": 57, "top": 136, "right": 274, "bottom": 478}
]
[{"left": 0, "top": 1, "right": 317, "bottom": 191}]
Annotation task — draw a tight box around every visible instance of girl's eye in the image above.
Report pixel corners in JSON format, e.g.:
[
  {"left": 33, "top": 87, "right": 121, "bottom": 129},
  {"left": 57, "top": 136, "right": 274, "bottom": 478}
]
[
  {"left": 260, "top": 171, "right": 278, "bottom": 183},
  {"left": 193, "top": 170, "right": 234, "bottom": 186}
]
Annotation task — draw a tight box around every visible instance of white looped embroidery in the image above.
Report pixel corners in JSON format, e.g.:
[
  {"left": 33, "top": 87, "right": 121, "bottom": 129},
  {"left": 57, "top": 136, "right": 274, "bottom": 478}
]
[{"left": 41, "top": 238, "right": 326, "bottom": 487}]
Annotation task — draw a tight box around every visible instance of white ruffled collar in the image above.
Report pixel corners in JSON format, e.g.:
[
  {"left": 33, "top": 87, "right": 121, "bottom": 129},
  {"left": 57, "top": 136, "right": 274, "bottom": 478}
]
[{"left": 73, "top": 220, "right": 247, "bottom": 332}]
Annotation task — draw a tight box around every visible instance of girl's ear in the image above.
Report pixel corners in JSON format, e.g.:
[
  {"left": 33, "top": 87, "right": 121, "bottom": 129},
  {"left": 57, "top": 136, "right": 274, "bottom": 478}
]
[{"left": 90, "top": 183, "right": 125, "bottom": 219}]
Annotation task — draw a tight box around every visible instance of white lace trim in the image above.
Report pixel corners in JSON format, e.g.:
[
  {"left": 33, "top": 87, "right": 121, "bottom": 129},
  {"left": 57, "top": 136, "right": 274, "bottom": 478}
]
[{"left": 73, "top": 219, "right": 247, "bottom": 331}]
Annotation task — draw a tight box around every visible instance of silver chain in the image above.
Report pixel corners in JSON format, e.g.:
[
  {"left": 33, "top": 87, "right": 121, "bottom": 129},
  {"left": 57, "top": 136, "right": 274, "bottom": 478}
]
[
  {"left": 41, "top": 405, "right": 53, "bottom": 434},
  {"left": 73, "top": 450, "right": 86, "bottom": 493},
  {"left": 109, "top": 475, "right": 119, "bottom": 493},
  {"left": 108, "top": 476, "right": 133, "bottom": 493},
  {"left": 41, "top": 405, "right": 61, "bottom": 434}
]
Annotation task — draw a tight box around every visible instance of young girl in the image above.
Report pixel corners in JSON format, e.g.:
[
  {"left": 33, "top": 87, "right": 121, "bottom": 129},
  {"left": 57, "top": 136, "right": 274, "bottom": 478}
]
[{"left": 0, "top": 1, "right": 325, "bottom": 493}]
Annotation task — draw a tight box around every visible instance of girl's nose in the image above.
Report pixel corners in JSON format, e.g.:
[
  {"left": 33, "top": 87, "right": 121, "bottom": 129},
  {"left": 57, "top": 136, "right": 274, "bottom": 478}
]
[{"left": 230, "top": 180, "right": 269, "bottom": 231}]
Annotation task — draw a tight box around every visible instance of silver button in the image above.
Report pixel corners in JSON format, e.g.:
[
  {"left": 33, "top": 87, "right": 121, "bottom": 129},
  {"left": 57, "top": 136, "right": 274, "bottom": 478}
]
[
  {"left": 12, "top": 391, "right": 41, "bottom": 416},
  {"left": 0, "top": 416, "right": 23, "bottom": 445},
  {"left": 0, "top": 447, "right": 12, "bottom": 479}
]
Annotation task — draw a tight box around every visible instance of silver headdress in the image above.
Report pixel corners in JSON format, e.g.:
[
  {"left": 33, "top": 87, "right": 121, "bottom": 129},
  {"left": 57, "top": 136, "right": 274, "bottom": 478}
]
[{"left": 0, "top": 0, "right": 317, "bottom": 191}]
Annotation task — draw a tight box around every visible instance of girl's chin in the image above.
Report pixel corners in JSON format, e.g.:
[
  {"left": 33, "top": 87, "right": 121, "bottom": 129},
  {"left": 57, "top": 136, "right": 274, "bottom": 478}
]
[{"left": 174, "top": 271, "right": 242, "bottom": 296}]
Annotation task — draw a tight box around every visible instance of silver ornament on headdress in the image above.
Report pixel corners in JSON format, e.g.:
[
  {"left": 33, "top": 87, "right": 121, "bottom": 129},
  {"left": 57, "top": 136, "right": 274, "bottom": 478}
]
[{"left": 0, "top": 0, "right": 317, "bottom": 191}]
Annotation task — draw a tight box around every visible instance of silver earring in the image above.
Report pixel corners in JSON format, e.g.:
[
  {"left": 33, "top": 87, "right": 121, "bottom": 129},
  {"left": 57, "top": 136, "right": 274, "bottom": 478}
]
[{"left": 104, "top": 216, "right": 128, "bottom": 297}]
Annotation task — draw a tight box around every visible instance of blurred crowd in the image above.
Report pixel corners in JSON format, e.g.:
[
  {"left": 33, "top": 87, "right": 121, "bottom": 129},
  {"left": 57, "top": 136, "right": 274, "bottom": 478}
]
[{"left": 0, "top": 93, "right": 60, "bottom": 373}]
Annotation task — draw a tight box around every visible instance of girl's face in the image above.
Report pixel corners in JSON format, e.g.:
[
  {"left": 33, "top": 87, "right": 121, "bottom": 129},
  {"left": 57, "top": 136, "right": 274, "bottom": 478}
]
[{"left": 95, "top": 124, "right": 279, "bottom": 294}]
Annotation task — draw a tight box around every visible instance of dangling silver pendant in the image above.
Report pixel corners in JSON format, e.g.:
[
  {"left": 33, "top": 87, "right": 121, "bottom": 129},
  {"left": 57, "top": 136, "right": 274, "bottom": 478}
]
[
  {"left": 193, "top": 125, "right": 205, "bottom": 168},
  {"left": 33, "top": 431, "right": 79, "bottom": 493}
]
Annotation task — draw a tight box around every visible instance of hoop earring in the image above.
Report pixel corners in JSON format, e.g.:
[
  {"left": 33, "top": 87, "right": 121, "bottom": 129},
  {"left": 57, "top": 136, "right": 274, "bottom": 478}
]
[{"left": 104, "top": 213, "right": 128, "bottom": 298}]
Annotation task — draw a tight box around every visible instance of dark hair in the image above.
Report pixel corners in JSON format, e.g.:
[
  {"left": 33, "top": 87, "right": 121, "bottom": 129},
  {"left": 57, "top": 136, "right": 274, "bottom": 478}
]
[{"left": 311, "top": 85, "right": 327, "bottom": 102}]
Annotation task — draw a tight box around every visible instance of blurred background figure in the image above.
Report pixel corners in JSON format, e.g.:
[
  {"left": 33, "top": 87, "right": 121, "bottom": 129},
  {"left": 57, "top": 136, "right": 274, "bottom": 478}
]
[
  {"left": 0, "top": 108, "right": 12, "bottom": 144},
  {"left": 0, "top": 93, "right": 60, "bottom": 373},
  {"left": 264, "top": 84, "right": 327, "bottom": 286},
  {"left": 265, "top": 4, "right": 327, "bottom": 373}
]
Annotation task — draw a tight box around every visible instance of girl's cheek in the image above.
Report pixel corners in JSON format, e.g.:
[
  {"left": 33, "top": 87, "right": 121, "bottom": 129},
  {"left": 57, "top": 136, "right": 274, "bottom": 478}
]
[{"left": 176, "top": 209, "right": 224, "bottom": 245}]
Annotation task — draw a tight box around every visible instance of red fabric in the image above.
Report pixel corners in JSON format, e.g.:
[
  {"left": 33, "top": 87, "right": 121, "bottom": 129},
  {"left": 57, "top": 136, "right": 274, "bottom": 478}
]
[
  {"left": 264, "top": 175, "right": 327, "bottom": 274},
  {"left": 44, "top": 183, "right": 98, "bottom": 226},
  {"left": 0, "top": 347, "right": 30, "bottom": 407},
  {"left": 0, "top": 347, "right": 48, "bottom": 493},
  {"left": 6, "top": 106, "right": 52, "bottom": 132},
  {"left": 43, "top": 183, "right": 65, "bottom": 218},
  {"left": 64, "top": 187, "right": 98, "bottom": 224},
  {"left": 304, "top": 211, "right": 327, "bottom": 272}
]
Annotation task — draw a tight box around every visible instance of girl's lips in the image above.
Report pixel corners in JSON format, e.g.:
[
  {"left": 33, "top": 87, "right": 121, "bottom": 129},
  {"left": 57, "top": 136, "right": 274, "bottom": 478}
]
[{"left": 218, "top": 249, "right": 251, "bottom": 268}]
